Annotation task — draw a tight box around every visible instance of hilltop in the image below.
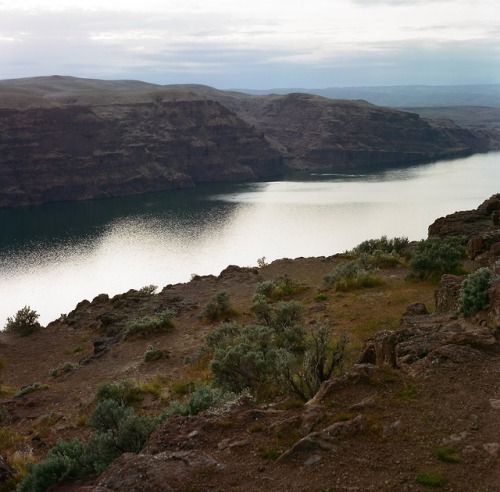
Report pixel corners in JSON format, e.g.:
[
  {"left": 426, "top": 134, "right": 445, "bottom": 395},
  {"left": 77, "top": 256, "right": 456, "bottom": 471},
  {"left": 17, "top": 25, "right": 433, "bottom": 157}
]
[
  {"left": 0, "top": 194, "right": 499, "bottom": 491},
  {"left": 0, "top": 76, "right": 496, "bottom": 207}
]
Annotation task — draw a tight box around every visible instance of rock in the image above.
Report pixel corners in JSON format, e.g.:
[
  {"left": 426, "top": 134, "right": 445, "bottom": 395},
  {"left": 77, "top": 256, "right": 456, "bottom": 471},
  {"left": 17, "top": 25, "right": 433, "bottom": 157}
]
[
  {"left": 322, "top": 415, "right": 367, "bottom": 438},
  {"left": 435, "top": 275, "right": 464, "bottom": 314},
  {"left": 402, "top": 302, "right": 429, "bottom": 316},
  {"left": 483, "top": 443, "right": 500, "bottom": 456},
  {"left": 383, "top": 420, "right": 401, "bottom": 437},
  {"left": 489, "top": 399, "right": 500, "bottom": 410},
  {"left": 358, "top": 308, "right": 499, "bottom": 375},
  {"left": 307, "top": 364, "right": 377, "bottom": 405},
  {"left": 93, "top": 451, "right": 219, "bottom": 491},
  {"left": 304, "top": 455, "right": 322, "bottom": 466},
  {"left": 278, "top": 415, "right": 366, "bottom": 462},
  {"left": 349, "top": 396, "right": 377, "bottom": 411}
]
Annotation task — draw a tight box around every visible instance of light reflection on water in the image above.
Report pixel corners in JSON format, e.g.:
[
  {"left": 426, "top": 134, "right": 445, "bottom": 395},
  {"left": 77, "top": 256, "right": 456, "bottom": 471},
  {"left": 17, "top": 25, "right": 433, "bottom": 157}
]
[{"left": 0, "top": 152, "right": 498, "bottom": 325}]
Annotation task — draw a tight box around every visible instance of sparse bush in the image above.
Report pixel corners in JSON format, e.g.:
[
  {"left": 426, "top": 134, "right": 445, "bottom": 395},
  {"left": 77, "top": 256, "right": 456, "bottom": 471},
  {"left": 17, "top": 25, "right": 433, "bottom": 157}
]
[
  {"left": 49, "top": 361, "right": 79, "bottom": 378},
  {"left": 255, "top": 280, "right": 277, "bottom": 298},
  {"left": 250, "top": 294, "right": 273, "bottom": 325},
  {"left": 408, "top": 237, "right": 465, "bottom": 280},
  {"left": 324, "top": 258, "right": 382, "bottom": 290},
  {"left": 209, "top": 325, "right": 287, "bottom": 394},
  {"left": 142, "top": 345, "right": 169, "bottom": 362},
  {"left": 20, "top": 399, "right": 156, "bottom": 492},
  {"left": 123, "top": 310, "right": 174, "bottom": 339},
  {"left": 15, "top": 382, "right": 48, "bottom": 398},
  {"left": 353, "top": 235, "right": 409, "bottom": 255},
  {"left": 200, "top": 291, "right": 235, "bottom": 322},
  {"left": 86, "top": 399, "right": 156, "bottom": 458},
  {"left": 272, "top": 300, "right": 304, "bottom": 331},
  {"left": 458, "top": 267, "right": 495, "bottom": 317},
  {"left": 139, "top": 284, "right": 158, "bottom": 295},
  {"left": 257, "top": 256, "right": 268, "bottom": 268},
  {"left": 96, "top": 380, "right": 144, "bottom": 406},
  {"left": 281, "top": 326, "right": 348, "bottom": 401},
  {"left": 163, "top": 385, "right": 237, "bottom": 417},
  {"left": 4, "top": 306, "right": 41, "bottom": 336}
]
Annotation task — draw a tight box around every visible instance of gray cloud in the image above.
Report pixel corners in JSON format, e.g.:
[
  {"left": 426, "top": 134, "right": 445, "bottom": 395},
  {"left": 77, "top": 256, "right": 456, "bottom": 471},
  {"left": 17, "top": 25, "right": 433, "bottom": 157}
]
[{"left": 0, "top": 7, "right": 498, "bottom": 88}]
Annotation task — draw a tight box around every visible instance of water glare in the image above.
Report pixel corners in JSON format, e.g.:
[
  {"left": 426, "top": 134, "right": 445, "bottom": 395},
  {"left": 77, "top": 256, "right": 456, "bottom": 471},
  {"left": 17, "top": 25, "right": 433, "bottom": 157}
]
[{"left": 0, "top": 152, "right": 498, "bottom": 325}]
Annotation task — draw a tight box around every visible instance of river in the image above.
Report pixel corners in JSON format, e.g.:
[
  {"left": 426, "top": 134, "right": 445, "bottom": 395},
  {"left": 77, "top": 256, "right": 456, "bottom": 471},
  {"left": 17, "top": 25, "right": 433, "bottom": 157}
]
[{"left": 1, "top": 151, "right": 498, "bottom": 326}]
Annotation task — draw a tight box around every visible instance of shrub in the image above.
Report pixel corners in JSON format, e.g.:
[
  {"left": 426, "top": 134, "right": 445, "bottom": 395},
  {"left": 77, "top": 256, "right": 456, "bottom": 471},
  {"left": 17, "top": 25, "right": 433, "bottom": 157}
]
[
  {"left": 324, "top": 258, "right": 382, "bottom": 290},
  {"left": 123, "top": 310, "right": 174, "bottom": 339},
  {"left": 200, "top": 291, "right": 235, "bottom": 322},
  {"left": 96, "top": 380, "right": 144, "bottom": 406},
  {"left": 163, "top": 385, "right": 237, "bottom": 417},
  {"left": 4, "top": 306, "right": 41, "bottom": 336},
  {"left": 86, "top": 399, "right": 156, "bottom": 459},
  {"left": 142, "top": 345, "right": 169, "bottom": 362},
  {"left": 255, "top": 280, "right": 277, "bottom": 298},
  {"left": 353, "top": 235, "right": 409, "bottom": 255},
  {"left": 15, "top": 382, "right": 48, "bottom": 398},
  {"left": 209, "top": 325, "right": 286, "bottom": 393},
  {"left": 250, "top": 294, "right": 273, "bottom": 325},
  {"left": 19, "top": 399, "right": 156, "bottom": 492},
  {"left": 458, "top": 267, "right": 495, "bottom": 317},
  {"left": 138, "top": 284, "right": 157, "bottom": 295},
  {"left": 281, "top": 326, "right": 348, "bottom": 401},
  {"left": 408, "top": 237, "right": 465, "bottom": 280},
  {"left": 49, "top": 361, "right": 79, "bottom": 378}
]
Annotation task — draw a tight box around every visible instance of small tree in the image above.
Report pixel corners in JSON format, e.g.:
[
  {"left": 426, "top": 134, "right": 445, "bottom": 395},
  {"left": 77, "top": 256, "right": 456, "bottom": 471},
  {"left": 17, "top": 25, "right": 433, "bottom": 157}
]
[{"left": 5, "top": 306, "right": 41, "bottom": 336}]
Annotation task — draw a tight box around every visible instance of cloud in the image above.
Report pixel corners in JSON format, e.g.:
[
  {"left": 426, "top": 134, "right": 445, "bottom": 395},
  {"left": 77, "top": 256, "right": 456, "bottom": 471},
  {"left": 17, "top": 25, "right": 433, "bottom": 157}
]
[{"left": 0, "top": 3, "right": 498, "bottom": 88}]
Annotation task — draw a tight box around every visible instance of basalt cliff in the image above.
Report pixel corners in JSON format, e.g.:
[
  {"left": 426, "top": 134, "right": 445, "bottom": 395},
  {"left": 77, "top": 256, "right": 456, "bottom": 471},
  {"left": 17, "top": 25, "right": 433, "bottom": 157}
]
[{"left": 0, "top": 76, "right": 495, "bottom": 207}]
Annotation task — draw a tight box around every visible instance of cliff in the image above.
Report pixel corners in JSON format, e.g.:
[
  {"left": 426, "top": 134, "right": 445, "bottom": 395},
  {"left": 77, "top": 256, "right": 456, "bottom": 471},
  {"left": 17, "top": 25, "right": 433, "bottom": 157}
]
[{"left": 0, "top": 76, "right": 493, "bottom": 207}]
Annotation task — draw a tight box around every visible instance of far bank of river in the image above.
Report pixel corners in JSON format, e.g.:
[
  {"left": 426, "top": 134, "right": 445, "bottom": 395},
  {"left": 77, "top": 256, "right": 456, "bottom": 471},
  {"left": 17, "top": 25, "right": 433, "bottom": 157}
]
[{"left": 0, "top": 151, "right": 498, "bottom": 326}]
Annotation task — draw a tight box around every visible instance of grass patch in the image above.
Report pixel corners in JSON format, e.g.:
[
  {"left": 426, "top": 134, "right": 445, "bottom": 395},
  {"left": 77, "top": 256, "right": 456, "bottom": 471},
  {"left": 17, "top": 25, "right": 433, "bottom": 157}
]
[
  {"left": 142, "top": 345, "right": 169, "bottom": 363},
  {"left": 259, "top": 448, "right": 281, "bottom": 460},
  {"left": 434, "top": 446, "right": 461, "bottom": 463},
  {"left": 416, "top": 471, "right": 445, "bottom": 488},
  {"left": 49, "top": 361, "right": 79, "bottom": 378},
  {"left": 123, "top": 310, "right": 174, "bottom": 339},
  {"left": 15, "top": 382, "right": 48, "bottom": 398}
]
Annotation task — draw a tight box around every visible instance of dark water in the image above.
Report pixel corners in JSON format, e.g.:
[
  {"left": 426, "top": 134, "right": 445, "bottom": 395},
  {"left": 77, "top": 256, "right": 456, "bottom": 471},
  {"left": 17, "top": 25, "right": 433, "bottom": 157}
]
[{"left": 1, "top": 152, "right": 498, "bottom": 325}]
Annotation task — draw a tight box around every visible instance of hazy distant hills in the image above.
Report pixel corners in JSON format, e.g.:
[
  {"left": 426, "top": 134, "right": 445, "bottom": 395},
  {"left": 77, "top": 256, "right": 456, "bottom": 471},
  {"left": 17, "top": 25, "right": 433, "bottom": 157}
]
[
  {"left": 0, "top": 76, "right": 497, "bottom": 207},
  {"left": 239, "top": 85, "right": 500, "bottom": 108}
]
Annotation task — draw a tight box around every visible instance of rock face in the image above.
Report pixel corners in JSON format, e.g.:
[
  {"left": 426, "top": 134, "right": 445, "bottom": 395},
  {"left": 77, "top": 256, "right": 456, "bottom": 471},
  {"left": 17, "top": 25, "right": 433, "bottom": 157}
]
[
  {"left": 231, "top": 92, "right": 490, "bottom": 169},
  {"left": 0, "top": 88, "right": 283, "bottom": 207},
  {"left": 0, "top": 76, "right": 493, "bottom": 207},
  {"left": 428, "top": 194, "right": 500, "bottom": 239}
]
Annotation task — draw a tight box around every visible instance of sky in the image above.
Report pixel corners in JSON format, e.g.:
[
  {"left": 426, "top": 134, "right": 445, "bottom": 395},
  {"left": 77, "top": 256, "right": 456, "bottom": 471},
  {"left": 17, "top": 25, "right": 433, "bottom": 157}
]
[{"left": 0, "top": 0, "right": 499, "bottom": 89}]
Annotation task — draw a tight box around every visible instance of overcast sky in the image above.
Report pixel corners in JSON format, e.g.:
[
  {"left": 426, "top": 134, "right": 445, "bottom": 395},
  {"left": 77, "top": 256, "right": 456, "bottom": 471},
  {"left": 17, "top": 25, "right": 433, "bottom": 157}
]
[{"left": 0, "top": 0, "right": 498, "bottom": 89}]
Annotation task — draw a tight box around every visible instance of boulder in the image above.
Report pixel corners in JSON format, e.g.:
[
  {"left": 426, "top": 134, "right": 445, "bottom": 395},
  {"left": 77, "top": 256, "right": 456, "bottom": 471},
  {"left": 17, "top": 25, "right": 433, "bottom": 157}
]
[{"left": 435, "top": 274, "right": 464, "bottom": 314}]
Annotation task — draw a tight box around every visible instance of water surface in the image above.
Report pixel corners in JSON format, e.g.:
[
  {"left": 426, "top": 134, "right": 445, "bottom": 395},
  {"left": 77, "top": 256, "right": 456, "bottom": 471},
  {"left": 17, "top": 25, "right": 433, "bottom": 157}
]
[{"left": 1, "top": 152, "right": 498, "bottom": 325}]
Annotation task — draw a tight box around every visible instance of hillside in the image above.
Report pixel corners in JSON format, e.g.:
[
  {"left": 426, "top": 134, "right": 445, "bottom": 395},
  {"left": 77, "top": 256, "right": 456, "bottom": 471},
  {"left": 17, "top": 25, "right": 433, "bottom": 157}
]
[
  {"left": 0, "top": 194, "right": 499, "bottom": 491},
  {"left": 0, "top": 76, "right": 495, "bottom": 207}
]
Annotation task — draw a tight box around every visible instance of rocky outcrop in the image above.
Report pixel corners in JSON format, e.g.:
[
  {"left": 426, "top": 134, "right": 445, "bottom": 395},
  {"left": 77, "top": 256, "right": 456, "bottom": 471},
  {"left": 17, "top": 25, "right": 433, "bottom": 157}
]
[
  {"left": 230, "top": 92, "right": 491, "bottom": 169},
  {"left": 0, "top": 95, "right": 283, "bottom": 207},
  {"left": 0, "top": 76, "right": 494, "bottom": 207},
  {"left": 428, "top": 194, "right": 500, "bottom": 239},
  {"left": 358, "top": 303, "right": 499, "bottom": 376}
]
